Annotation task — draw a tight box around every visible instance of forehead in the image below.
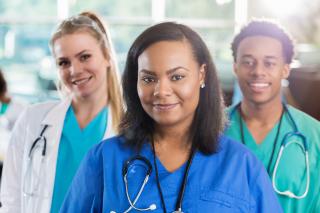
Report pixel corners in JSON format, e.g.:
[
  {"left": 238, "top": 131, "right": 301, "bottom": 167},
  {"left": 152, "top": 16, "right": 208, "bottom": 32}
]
[
  {"left": 138, "top": 40, "right": 197, "bottom": 70},
  {"left": 53, "top": 32, "right": 100, "bottom": 57},
  {"left": 237, "top": 36, "right": 284, "bottom": 59}
]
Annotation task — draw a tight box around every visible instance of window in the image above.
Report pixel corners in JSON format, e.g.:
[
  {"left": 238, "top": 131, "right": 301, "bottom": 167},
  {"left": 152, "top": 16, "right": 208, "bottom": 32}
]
[{"left": 0, "top": 0, "right": 236, "bottom": 102}]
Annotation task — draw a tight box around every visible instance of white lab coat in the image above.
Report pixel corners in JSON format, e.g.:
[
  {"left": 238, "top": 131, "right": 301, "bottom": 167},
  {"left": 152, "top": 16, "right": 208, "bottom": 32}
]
[
  {"left": 0, "top": 97, "right": 114, "bottom": 213},
  {"left": 0, "top": 99, "right": 27, "bottom": 161}
]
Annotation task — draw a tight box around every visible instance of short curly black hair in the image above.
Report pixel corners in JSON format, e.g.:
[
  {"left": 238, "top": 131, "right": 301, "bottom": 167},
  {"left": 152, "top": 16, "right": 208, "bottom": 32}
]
[{"left": 231, "top": 19, "right": 295, "bottom": 64}]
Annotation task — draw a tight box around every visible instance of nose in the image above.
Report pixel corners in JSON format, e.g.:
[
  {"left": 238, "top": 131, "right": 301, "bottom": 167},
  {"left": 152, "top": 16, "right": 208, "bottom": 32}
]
[
  {"left": 69, "top": 61, "right": 82, "bottom": 76},
  {"left": 250, "top": 61, "right": 265, "bottom": 77},
  {"left": 153, "top": 79, "right": 172, "bottom": 97}
]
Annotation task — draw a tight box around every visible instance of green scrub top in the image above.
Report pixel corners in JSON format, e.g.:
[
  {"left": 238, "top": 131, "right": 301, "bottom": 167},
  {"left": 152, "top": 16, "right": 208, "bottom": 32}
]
[
  {"left": 225, "top": 104, "right": 320, "bottom": 213},
  {"left": 50, "top": 106, "right": 108, "bottom": 213},
  {"left": 0, "top": 102, "right": 8, "bottom": 115}
]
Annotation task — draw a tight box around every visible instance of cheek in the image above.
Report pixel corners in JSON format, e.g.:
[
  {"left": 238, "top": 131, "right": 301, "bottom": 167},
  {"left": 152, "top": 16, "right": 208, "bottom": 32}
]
[
  {"left": 137, "top": 84, "right": 150, "bottom": 103},
  {"left": 59, "top": 70, "right": 68, "bottom": 82},
  {"left": 178, "top": 83, "right": 200, "bottom": 103}
]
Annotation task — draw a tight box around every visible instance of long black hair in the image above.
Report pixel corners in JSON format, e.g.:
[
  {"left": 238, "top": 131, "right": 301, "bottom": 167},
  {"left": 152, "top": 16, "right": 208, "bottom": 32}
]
[{"left": 120, "top": 22, "right": 226, "bottom": 154}]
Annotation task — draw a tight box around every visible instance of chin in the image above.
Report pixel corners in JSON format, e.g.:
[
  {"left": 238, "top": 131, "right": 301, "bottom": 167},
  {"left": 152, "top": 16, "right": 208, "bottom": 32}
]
[{"left": 154, "top": 119, "right": 179, "bottom": 127}]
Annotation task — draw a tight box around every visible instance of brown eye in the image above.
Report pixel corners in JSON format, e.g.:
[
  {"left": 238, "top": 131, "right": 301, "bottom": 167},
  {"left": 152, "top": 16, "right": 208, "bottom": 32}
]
[
  {"left": 171, "top": 75, "right": 184, "bottom": 81},
  {"left": 141, "top": 76, "right": 156, "bottom": 84},
  {"left": 264, "top": 61, "right": 276, "bottom": 68},
  {"left": 57, "top": 60, "right": 70, "bottom": 68},
  {"left": 80, "top": 54, "right": 91, "bottom": 62},
  {"left": 241, "top": 59, "right": 255, "bottom": 67}
]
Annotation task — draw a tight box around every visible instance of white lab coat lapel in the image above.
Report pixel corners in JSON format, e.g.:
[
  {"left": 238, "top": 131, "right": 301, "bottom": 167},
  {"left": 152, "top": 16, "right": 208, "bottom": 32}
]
[
  {"left": 30, "top": 97, "right": 72, "bottom": 213},
  {"left": 103, "top": 107, "right": 115, "bottom": 139}
]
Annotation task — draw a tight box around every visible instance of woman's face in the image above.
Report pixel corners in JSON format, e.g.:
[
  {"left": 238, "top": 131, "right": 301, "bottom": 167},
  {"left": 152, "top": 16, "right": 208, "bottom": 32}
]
[
  {"left": 137, "top": 40, "right": 205, "bottom": 129},
  {"left": 53, "top": 32, "right": 110, "bottom": 100}
]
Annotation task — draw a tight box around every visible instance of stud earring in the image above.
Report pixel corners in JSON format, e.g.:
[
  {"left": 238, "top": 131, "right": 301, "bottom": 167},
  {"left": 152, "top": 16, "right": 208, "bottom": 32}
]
[{"left": 200, "top": 83, "right": 205, "bottom": 88}]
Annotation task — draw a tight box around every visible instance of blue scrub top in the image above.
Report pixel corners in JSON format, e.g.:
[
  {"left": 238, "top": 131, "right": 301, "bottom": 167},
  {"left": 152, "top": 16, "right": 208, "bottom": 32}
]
[
  {"left": 50, "top": 106, "right": 108, "bottom": 213},
  {"left": 60, "top": 135, "right": 282, "bottom": 213}
]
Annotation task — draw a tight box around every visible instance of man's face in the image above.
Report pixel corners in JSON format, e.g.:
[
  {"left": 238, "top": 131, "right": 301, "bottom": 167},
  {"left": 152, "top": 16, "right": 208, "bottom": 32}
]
[{"left": 234, "top": 36, "right": 290, "bottom": 106}]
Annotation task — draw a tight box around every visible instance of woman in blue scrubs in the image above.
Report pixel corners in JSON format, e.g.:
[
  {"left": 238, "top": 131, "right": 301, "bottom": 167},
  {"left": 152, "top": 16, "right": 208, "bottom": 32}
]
[
  {"left": 61, "top": 22, "right": 282, "bottom": 212},
  {"left": 1, "top": 12, "right": 123, "bottom": 213}
]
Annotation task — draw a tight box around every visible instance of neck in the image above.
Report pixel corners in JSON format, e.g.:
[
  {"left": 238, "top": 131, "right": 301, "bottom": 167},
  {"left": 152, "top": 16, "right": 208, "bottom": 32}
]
[
  {"left": 152, "top": 123, "right": 192, "bottom": 172},
  {"left": 154, "top": 121, "right": 192, "bottom": 151},
  {"left": 72, "top": 92, "right": 108, "bottom": 129},
  {"left": 240, "top": 99, "right": 283, "bottom": 126}
]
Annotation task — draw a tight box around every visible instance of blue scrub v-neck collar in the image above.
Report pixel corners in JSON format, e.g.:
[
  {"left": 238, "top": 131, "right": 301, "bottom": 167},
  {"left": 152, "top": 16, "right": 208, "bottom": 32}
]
[{"left": 140, "top": 142, "right": 192, "bottom": 175}]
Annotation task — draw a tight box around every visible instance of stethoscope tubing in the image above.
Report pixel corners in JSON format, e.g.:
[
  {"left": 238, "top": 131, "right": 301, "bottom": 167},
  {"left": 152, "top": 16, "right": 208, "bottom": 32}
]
[{"left": 230, "top": 103, "right": 310, "bottom": 199}]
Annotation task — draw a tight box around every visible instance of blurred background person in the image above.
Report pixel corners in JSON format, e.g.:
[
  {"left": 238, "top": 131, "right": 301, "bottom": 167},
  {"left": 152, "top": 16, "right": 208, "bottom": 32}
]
[
  {"left": 0, "top": 11, "right": 123, "bottom": 213},
  {"left": 0, "top": 68, "right": 26, "bottom": 184},
  {"left": 0, "top": 68, "right": 26, "bottom": 131}
]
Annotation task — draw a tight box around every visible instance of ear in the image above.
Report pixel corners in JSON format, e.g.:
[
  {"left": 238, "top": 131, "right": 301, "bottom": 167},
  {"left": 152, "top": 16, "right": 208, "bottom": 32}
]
[
  {"left": 233, "top": 62, "right": 239, "bottom": 78},
  {"left": 282, "top": 64, "right": 290, "bottom": 79},
  {"left": 199, "top": 64, "right": 206, "bottom": 85}
]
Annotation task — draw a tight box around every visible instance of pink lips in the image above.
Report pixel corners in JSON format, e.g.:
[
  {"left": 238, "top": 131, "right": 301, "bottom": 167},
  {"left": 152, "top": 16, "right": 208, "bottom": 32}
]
[{"left": 153, "top": 103, "right": 178, "bottom": 111}]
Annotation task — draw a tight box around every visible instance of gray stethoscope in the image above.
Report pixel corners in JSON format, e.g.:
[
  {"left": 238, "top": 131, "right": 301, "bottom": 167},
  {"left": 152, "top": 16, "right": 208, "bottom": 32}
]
[
  {"left": 231, "top": 103, "right": 310, "bottom": 199},
  {"left": 111, "top": 156, "right": 156, "bottom": 213},
  {"left": 23, "top": 124, "right": 49, "bottom": 197},
  {"left": 112, "top": 147, "right": 194, "bottom": 213}
]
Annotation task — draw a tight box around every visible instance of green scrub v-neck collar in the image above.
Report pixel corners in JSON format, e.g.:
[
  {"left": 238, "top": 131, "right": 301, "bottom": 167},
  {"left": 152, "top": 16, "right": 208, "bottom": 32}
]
[
  {"left": 232, "top": 107, "right": 282, "bottom": 165},
  {"left": 66, "top": 106, "right": 108, "bottom": 139}
]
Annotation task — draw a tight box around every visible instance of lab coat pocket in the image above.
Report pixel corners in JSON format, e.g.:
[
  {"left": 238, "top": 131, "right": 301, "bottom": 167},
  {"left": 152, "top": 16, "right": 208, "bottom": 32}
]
[{"left": 199, "top": 189, "right": 250, "bottom": 212}]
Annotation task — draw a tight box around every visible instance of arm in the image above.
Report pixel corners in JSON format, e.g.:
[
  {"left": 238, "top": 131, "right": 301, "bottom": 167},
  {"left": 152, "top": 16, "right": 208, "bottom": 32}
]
[
  {"left": 250, "top": 167, "right": 283, "bottom": 213},
  {"left": 60, "top": 145, "right": 103, "bottom": 213},
  {"left": 0, "top": 109, "right": 29, "bottom": 213}
]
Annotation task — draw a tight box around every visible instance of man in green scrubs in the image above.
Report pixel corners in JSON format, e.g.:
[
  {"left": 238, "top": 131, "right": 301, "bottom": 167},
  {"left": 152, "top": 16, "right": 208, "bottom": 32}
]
[{"left": 225, "top": 20, "right": 320, "bottom": 212}]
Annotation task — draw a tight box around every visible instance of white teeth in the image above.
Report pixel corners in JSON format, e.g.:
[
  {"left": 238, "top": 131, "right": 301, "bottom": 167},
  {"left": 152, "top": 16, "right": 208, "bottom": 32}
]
[
  {"left": 73, "top": 78, "right": 90, "bottom": 85},
  {"left": 249, "top": 83, "right": 269, "bottom": 88}
]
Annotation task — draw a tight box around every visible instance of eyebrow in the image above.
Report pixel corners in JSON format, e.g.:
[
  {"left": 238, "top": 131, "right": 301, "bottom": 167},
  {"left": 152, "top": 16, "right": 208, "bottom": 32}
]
[
  {"left": 139, "top": 66, "right": 190, "bottom": 75},
  {"left": 56, "top": 50, "right": 89, "bottom": 61},
  {"left": 75, "top": 50, "right": 89, "bottom": 57},
  {"left": 241, "top": 54, "right": 279, "bottom": 60}
]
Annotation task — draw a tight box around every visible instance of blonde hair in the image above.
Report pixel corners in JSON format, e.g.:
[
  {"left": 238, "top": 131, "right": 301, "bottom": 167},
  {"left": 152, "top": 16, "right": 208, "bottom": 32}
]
[{"left": 50, "top": 11, "right": 123, "bottom": 133}]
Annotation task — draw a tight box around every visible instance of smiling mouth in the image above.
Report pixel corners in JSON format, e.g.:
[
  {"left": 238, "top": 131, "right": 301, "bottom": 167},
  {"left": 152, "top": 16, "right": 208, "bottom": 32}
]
[
  {"left": 72, "top": 76, "right": 92, "bottom": 86},
  {"left": 248, "top": 82, "right": 270, "bottom": 89},
  {"left": 153, "top": 103, "right": 178, "bottom": 111}
]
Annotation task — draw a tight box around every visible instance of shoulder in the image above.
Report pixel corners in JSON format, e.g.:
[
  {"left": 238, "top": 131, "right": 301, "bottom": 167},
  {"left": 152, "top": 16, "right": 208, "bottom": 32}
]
[
  {"left": 286, "top": 106, "right": 320, "bottom": 142},
  {"left": 86, "top": 135, "right": 133, "bottom": 161},
  {"left": 287, "top": 105, "right": 320, "bottom": 127},
  {"left": 215, "top": 135, "right": 264, "bottom": 174},
  {"left": 195, "top": 135, "right": 280, "bottom": 211},
  {"left": 218, "top": 135, "right": 255, "bottom": 157},
  {"left": 20, "top": 99, "right": 68, "bottom": 122},
  {"left": 27, "top": 100, "right": 61, "bottom": 112}
]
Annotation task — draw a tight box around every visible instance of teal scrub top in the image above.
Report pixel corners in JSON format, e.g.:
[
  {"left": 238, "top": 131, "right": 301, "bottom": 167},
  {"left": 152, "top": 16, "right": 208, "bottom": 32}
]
[
  {"left": 0, "top": 102, "right": 8, "bottom": 115},
  {"left": 225, "top": 104, "right": 320, "bottom": 213},
  {"left": 50, "top": 106, "right": 108, "bottom": 213}
]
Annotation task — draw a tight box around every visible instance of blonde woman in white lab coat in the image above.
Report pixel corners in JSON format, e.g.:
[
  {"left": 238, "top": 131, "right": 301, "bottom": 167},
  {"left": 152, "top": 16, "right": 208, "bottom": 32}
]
[{"left": 0, "top": 11, "right": 123, "bottom": 213}]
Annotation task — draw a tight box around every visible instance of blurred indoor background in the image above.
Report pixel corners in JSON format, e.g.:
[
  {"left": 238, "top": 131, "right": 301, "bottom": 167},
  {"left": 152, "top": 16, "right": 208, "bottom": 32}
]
[{"left": 0, "top": 0, "right": 319, "bottom": 119}]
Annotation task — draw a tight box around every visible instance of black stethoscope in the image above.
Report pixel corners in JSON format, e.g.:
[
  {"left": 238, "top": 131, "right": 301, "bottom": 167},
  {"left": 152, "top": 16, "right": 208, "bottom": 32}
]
[
  {"left": 230, "top": 103, "right": 310, "bottom": 199},
  {"left": 111, "top": 144, "right": 195, "bottom": 213},
  {"left": 23, "top": 124, "right": 49, "bottom": 198},
  {"left": 29, "top": 125, "right": 49, "bottom": 157}
]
